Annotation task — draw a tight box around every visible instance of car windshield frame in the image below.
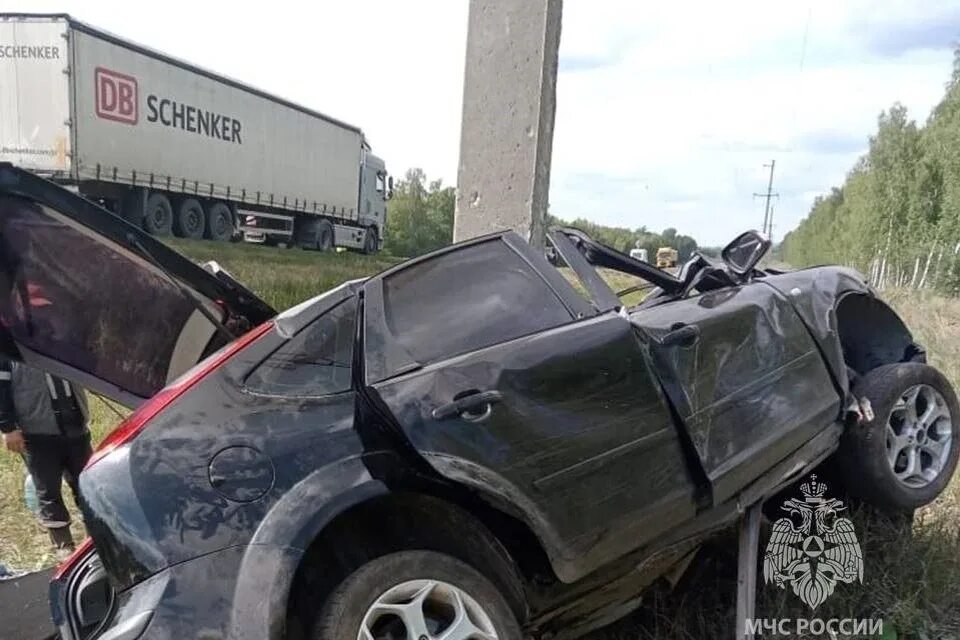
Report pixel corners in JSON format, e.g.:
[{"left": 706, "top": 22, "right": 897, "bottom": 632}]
[{"left": 547, "top": 227, "right": 684, "bottom": 310}]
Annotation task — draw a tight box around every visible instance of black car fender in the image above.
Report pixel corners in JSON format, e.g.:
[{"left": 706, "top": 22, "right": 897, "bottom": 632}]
[
  {"left": 762, "top": 266, "right": 918, "bottom": 393},
  {"left": 247, "top": 454, "right": 390, "bottom": 551},
  {"left": 223, "top": 455, "right": 390, "bottom": 639}
]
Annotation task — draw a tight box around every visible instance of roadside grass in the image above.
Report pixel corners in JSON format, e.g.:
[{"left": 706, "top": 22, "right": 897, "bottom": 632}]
[
  {"left": 167, "top": 238, "right": 402, "bottom": 310},
  {"left": 0, "top": 243, "right": 958, "bottom": 638}
]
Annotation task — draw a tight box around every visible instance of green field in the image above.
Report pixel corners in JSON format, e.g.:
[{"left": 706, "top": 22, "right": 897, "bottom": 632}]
[
  {"left": 0, "top": 242, "right": 958, "bottom": 638},
  {"left": 168, "top": 238, "right": 403, "bottom": 310}
]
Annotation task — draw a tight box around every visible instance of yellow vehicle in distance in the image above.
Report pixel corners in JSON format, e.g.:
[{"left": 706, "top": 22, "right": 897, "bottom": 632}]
[{"left": 656, "top": 246, "right": 678, "bottom": 268}]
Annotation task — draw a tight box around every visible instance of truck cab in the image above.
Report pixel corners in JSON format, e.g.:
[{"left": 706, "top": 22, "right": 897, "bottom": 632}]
[{"left": 359, "top": 150, "right": 389, "bottom": 251}]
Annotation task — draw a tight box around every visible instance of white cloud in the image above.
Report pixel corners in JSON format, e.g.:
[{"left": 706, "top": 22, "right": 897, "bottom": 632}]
[
  {"left": 3, "top": 0, "right": 956, "bottom": 245},
  {"left": 552, "top": 0, "right": 957, "bottom": 244}
]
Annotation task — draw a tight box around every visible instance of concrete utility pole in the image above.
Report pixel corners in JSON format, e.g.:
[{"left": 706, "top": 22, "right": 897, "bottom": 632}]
[
  {"left": 753, "top": 160, "right": 779, "bottom": 236},
  {"left": 453, "top": 0, "right": 563, "bottom": 248}
]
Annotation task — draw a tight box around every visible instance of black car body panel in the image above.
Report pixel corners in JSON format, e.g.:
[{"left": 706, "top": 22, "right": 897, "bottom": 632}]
[
  {"left": 629, "top": 280, "right": 841, "bottom": 504},
  {"left": 0, "top": 168, "right": 935, "bottom": 639},
  {"left": 77, "top": 324, "right": 361, "bottom": 586},
  {"left": 762, "top": 266, "right": 918, "bottom": 386},
  {"left": 372, "top": 310, "right": 698, "bottom": 582},
  {"left": 77, "top": 281, "right": 376, "bottom": 589}
]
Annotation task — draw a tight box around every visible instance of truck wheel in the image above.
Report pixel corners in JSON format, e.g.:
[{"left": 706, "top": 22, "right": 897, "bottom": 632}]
[
  {"left": 143, "top": 193, "right": 173, "bottom": 236},
  {"left": 175, "top": 198, "right": 205, "bottom": 239},
  {"left": 313, "top": 550, "right": 521, "bottom": 640},
  {"left": 839, "top": 362, "right": 959, "bottom": 511},
  {"left": 362, "top": 228, "right": 379, "bottom": 254},
  {"left": 206, "top": 202, "right": 233, "bottom": 242},
  {"left": 317, "top": 221, "right": 334, "bottom": 251}
]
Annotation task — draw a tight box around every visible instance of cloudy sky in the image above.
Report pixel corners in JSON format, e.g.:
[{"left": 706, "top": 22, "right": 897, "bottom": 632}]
[{"left": 5, "top": 1, "right": 957, "bottom": 245}]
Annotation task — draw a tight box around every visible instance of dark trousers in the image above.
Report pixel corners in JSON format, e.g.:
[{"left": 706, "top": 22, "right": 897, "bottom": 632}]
[{"left": 23, "top": 435, "right": 93, "bottom": 528}]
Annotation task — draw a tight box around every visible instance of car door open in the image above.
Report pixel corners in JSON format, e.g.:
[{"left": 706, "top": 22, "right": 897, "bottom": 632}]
[{"left": 0, "top": 165, "right": 274, "bottom": 406}]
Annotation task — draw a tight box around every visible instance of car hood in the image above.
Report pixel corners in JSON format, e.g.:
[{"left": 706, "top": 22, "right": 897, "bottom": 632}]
[{"left": 0, "top": 164, "right": 275, "bottom": 407}]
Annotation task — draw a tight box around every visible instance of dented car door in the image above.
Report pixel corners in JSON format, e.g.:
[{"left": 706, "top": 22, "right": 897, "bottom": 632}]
[
  {"left": 629, "top": 281, "right": 841, "bottom": 504},
  {"left": 364, "top": 234, "right": 699, "bottom": 581}
]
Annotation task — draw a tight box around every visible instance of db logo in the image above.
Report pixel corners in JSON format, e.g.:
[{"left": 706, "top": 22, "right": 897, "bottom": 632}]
[{"left": 95, "top": 67, "right": 138, "bottom": 125}]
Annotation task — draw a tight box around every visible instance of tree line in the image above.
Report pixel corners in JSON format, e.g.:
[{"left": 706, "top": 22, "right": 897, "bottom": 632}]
[
  {"left": 545, "top": 215, "right": 700, "bottom": 261},
  {"left": 782, "top": 50, "right": 960, "bottom": 293},
  {"left": 385, "top": 168, "right": 699, "bottom": 261}
]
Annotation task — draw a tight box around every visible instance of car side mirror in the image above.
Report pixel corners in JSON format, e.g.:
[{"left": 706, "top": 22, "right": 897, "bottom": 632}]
[
  {"left": 387, "top": 176, "right": 394, "bottom": 200},
  {"left": 721, "top": 230, "right": 770, "bottom": 275}
]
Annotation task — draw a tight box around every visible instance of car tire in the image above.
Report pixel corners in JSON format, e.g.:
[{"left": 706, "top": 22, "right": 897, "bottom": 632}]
[
  {"left": 175, "top": 198, "right": 205, "bottom": 239},
  {"left": 839, "top": 362, "right": 960, "bottom": 511},
  {"left": 312, "top": 550, "right": 522, "bottom": 640},
  {"left": 143, "top": 193, "right": 173, "bottom": 236},
  {"left": 317, "top": 221, "right": 334, "bottom": 251},
  {"left": 362, "top": 227, "right": 379, "bottom": 254},
  {"left": 206, "top": 202, "right": 233, "bottom": 242}
]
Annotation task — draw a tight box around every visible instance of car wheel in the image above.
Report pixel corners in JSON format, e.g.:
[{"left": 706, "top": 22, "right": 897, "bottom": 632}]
[
  {"left": 317, "top": 221, "right": 334, "bottom": 251},
  {"left": 206, "top": 202, "right": 233, "bottom": 242},
  {"left": 363, "top": 228, "right": 379, "bottom": 254},
  {"left": 840, "top": 362, "right": 959, "bottom": 510},
  {"left": 175, "top": 198, "right": 205, "bottom": 239},
  {"left": 313, "top": 550, "right": 522, "bottom": 640},
  {"left": 143, "top": 193, "right": 173, "bottom": 236}
]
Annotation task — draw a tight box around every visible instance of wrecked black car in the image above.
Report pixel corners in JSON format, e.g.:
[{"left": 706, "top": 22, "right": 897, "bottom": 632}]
[{"left": 0, "top": 164, "right": 956, "bottom": 640}]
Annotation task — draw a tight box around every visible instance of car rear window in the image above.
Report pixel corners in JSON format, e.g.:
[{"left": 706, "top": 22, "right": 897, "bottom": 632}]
[
  {"left": 245, "top": 297, "right": 357, "bottom": 396},
  {"left": 0, "top": 196, "right": 215, "bottom": 399},
  {"left": 382, "top": 239, "right": 572, "bottom": 365}
]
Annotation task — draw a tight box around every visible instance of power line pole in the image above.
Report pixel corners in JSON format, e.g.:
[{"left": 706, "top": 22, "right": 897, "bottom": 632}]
[{"left": 753, "top": 160, "right": 779, "bottom": 236}]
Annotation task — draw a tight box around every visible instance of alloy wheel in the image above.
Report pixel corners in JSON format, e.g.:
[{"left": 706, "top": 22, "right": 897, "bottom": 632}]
[
  {"left": 359, "top": 579, "right": 498, "bottom": 640},
  {"left": 885, "top": 384, "right": 953, "bottom": 488}
]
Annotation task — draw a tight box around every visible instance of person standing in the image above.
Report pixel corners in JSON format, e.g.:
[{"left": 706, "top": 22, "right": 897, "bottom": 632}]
[{"left": 0, "top": 360, "right": 91, "bottom": 555}]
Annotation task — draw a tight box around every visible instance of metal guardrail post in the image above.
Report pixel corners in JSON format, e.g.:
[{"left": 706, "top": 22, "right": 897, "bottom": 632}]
[{"left": 736, "top": 501, "right": 763, "bottom": 640}]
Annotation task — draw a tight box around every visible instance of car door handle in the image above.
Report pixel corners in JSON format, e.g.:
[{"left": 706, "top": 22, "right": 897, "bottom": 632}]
[
  {"left": 659, "top": 324, "right": 700, "bottom": 347},
  {"left": 431, "top": 390, "right": 503, "bottom": 421}
]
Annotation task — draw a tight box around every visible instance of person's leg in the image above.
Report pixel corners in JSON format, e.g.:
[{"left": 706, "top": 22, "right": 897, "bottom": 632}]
[
  {"left": 22, "top": 438, "right": 74, "bottom": 550},
  {"left": 63, "top": 434, "right": 93, "bottom": 510}
]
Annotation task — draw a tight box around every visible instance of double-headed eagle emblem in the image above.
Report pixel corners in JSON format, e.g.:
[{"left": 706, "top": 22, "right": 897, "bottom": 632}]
[{"left": 763, "top": 475, "right": 863, "bottom": 609}]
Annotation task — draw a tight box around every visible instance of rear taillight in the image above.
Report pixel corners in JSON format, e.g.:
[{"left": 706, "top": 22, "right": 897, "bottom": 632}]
[
  {"left": 85, "top": 321, "right": 274, "bottom": 469},
  {"left": 52, "top": 537, "right": 94, "bottom": 581}
]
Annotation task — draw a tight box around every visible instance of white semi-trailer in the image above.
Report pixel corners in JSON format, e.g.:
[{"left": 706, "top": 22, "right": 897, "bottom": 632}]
[{"left": 0, "top": 14, "right": 390, "bottom": 252}]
